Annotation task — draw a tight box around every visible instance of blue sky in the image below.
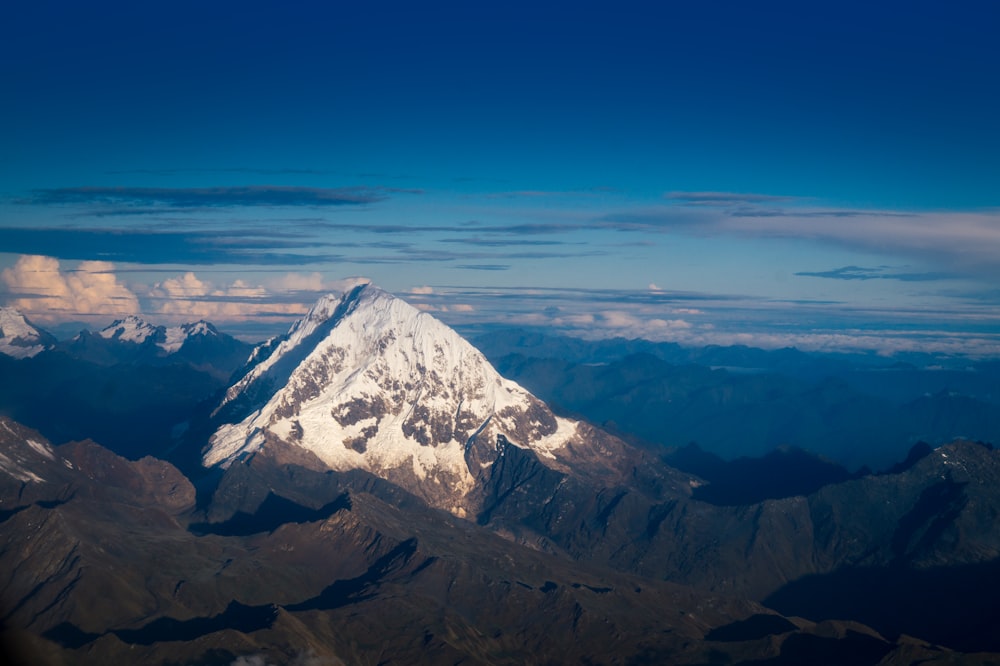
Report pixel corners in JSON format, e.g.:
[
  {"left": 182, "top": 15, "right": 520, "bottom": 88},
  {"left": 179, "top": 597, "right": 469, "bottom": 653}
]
[{"left": 2, "top": 1, "right": 999, "bottom": 355}]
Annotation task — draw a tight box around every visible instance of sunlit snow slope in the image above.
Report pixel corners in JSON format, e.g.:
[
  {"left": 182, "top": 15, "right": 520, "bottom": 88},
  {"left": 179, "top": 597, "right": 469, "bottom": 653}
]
[{"left": 204, "top": 283, "right": 585, "bottom": 513}]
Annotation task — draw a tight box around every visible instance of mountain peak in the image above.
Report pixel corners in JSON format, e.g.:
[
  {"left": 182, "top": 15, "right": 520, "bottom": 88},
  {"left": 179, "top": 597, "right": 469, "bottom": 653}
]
[
  {"left": 0, "top": 306, "right": 55, "bottom": 358},
  {"left": 98, "top": 315, "right": 159, "bottom": 344},
  {"left": 205, "top": 284, "right": 607, "bottom": 515}
]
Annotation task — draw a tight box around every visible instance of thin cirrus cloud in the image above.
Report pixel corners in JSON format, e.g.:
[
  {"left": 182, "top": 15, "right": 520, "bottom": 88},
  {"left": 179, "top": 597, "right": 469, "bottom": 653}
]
[
  {"left": 664, "top": 191, "right": 797, "bottom": 205},
  {"left": 604, "top": 193, "right": 1000, "bottom": 276},
  {"left": 20, "top": 185, "right": 419, "bottom": 208},
  {"left": 795, "top": 266, "right": 954, "bottom": 282},
  {"left": 0, "top": 227, "right": 341, "bottom": 265}
]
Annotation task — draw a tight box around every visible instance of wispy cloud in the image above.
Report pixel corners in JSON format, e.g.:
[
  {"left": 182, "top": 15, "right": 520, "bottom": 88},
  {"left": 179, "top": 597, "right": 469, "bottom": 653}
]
[
  {"left": 665, "top": 191, "right": 796, "bottom": 205},
  {"left": 20, "top": 185, "right": 417, "bottom": 208},
  {"left": 483, "top": 187, "right": 619, "bottom": 199},
  {"left": 601, "top": 201, "right": 1000, "bottom": 277},
  {"left": 439, "top": 237, "right": 573, "bottom": 247},
  {"left": 796, "top": 265, "right": 953, "bottom": 282},
  {"left": 104, "top": 168, "right": 334, "bottom": 176},
  {"left": 420, "top": 285, "right": 1000, "bottom": 357},
  {"left": 454, "top": 264, "right": 510, "bottom": 271},
  {"left": 0, "top": 227, "right": 340, "bottom": 265}
]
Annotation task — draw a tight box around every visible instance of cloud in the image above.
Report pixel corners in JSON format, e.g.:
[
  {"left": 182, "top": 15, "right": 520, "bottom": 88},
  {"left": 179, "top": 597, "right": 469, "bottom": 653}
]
[
  {"left": 273, "top": 272, "right": 328, "bottom": 292},
  {"left": 1, "top": 255, "right": 139, "bottom": 319},
  {"left": 601, "top": 202, "right": 1000, "bottom": 277},
  {"left": 665, "top": 191, "right": 796, "bottom": 205},
  {"left": 22, "top": 185, "right": 408, "bottom": 208},
  {"left": 454, "top": 264, "right": 510, "bottom": 271},
  {"left": 648, "top": 282, "right": 662, "bottom": 291},
  {"left": 148, "top": 272, "right": 307, "bottom": 321},
  {"left": 0, "top": 227, "right": 340, "bottom": 265},
  {"left": 0, "top": 254, "right": 368, "bottom": 329},
  {"left": 439, "top": 237, "right": 571, "bottom": 247},
  {"left": 409, "top": 286, "right": 434, "bottom": 294},
  {"left": 795, "top": 265, "right": 952, "bottom": 282}
]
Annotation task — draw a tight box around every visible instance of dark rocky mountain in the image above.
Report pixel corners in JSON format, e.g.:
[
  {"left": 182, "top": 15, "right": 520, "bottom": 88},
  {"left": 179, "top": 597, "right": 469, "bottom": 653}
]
[
  {"left": 2, "top": 418, "right": 993, "bottom": 665},
  {"left": 0, "top": 315, "right": 253, "bottom": 461},
  {"left": 2, "top": 291, "right": 1000, "bottom": 664}
]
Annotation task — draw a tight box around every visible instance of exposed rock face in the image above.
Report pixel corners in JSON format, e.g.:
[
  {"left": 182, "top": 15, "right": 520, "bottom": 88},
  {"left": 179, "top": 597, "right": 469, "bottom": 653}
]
[{"left": 204, "top": 284, "right": 666, "bottom": 515}]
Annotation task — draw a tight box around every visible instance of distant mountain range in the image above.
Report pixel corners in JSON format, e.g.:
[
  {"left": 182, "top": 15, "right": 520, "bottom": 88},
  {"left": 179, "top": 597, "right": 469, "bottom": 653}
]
[
  {"left": 477, "top": 332, "right": 1000, "bottom": 471},
  {"left": 0, "top": 306, "right": 252, "bottom": 459},
  {"left": 1, "top": 291, "right": 999, "bottom": 664}
]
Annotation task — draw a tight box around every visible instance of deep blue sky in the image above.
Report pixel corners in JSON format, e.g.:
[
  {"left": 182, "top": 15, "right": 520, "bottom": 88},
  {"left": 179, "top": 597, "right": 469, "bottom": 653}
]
[{"left": 2, "top": 1, "right": 999, "bottom": 355}]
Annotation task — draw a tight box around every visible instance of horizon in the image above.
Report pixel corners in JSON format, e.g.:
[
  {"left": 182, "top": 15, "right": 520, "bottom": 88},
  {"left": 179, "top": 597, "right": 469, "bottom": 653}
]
[{"left": 2, "top": 1, "right": 999, "bottom": 357}]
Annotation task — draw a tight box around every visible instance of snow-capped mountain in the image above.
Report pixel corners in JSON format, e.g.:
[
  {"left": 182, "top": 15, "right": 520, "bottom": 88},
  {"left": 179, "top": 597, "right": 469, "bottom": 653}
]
[
  {"left": 205, "top": 284, "right": 637, "bottom": 515},
  {"left": 0, "top": 306, "right": 56, "bottom": 359},
  {"left": 97, "top": 315, "right": 221, "bottom": 353},
  {"left": 60, "top": 315, "right": 253, "bottom": 378}
]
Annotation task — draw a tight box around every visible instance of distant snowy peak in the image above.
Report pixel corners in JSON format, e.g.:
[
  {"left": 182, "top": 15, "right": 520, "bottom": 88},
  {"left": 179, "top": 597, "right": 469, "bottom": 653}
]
[
  {"left": 98, "top": 316, "right": 220, "bottom": 353},
  {"left": 205, "top": 283, "right": 591, "bottom": 515},
  {"left": 0, "top": 307, "right": 55, "bottom": 359},
  {"left": 98, "top": 315, "right": 160, "bottom": 344}
]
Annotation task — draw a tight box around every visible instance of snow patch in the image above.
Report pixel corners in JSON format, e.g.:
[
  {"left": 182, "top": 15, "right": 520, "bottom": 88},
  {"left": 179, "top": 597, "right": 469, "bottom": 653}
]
[
  {"left": 160, "top": 326, "right": 187, "bottom": 353},
  {"left": 0, "top": 451, "right": 44, "bottom": 483},
  {"left": 25, "top": 439, "right": 55, "bottom": 461}
]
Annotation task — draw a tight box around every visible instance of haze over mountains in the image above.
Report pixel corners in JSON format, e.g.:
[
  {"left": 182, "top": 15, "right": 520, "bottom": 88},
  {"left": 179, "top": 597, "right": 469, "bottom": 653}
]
[{"left": 1, "top": 287, "right": 999, "bottom": 664}]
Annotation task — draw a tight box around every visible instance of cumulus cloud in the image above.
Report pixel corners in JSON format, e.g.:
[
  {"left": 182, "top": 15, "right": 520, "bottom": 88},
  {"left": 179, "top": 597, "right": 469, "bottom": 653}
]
[
  {"left": 273, "top": 272, "right": 328, "bottom": 292},
  {"left": 149, "top": 272, "right": 304, "bottom": 320},
  {"left": 413, "top": 302, "right": 475, "bottom": 313},
  {"left": 1, "top": 254, "right": 140, "bottom": 319},
  {"left": 409, "top": 285, "right": 434, "bottom": 294}
]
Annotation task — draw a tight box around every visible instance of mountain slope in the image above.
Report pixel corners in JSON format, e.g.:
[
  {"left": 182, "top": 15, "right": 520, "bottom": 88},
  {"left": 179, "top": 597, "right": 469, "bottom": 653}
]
[{"left": 3, "top": 416, "right": 919, "bottom": 666}]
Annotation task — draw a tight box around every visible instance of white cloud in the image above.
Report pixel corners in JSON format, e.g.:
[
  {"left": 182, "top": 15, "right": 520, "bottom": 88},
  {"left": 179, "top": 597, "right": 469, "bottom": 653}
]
[
  {"left": 149, "top": 272, "right": 303, "bottom": 321},
  {"left": 1, "top": 255, "right": 139, "bottom": 319},
  {"left": 410, "top": 285, "right": 434, "bottom": 295}
]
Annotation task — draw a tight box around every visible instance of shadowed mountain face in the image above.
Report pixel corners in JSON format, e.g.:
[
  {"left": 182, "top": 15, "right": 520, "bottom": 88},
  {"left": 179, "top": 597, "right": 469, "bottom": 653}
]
[
  {"left": 0, "top": 316, "right": 252, "bottom": 462},
  {"left": 2, "top": 291, "right": 1000, "bottom": 664},
  {"left": 3, "top": 420, "right": 993, "bottom": 665}
]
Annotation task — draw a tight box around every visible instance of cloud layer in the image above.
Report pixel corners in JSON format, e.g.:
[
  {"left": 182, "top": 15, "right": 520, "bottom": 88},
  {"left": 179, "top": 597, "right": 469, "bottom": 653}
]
[
  {"left": 0, "top": 255, "right": 360, "bottom": 325},
  {"left": 1, "top": 255, "right": 139, "bottom": 318}
]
